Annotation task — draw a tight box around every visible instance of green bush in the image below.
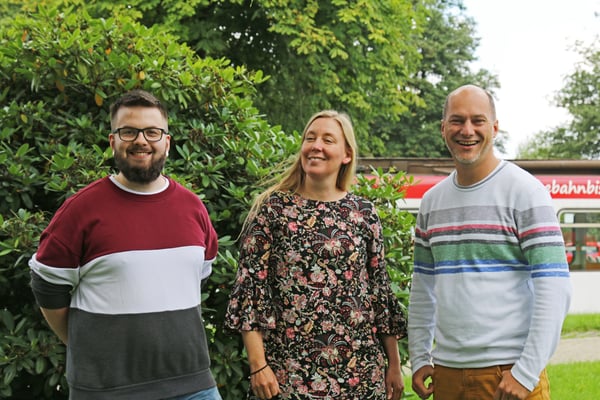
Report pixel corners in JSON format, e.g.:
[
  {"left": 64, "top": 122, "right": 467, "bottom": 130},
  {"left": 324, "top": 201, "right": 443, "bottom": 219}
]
[
  {"left": 0, "top": 4, "right": 416, "bottom": 399},
  {"left": 355, "top": 169, "right": 416, "bottom": 362}
]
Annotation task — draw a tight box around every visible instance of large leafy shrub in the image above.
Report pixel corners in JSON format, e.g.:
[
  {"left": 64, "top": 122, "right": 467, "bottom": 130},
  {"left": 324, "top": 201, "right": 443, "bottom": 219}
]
[
  {"left": 0, "top": 4, "right": 416, "bottom": 399},
  {"left": 0, "top": 4, "right": 290, "bottom": 398}
]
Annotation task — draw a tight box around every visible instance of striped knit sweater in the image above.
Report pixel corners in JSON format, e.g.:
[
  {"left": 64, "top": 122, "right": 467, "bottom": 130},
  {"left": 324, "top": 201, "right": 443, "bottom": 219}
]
[{"left": 408, "top": 160, "right": 572, "bottom": 391}]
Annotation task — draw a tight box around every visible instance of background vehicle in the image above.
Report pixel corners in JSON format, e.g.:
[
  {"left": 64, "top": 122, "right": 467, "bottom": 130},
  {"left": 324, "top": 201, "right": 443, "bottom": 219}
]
[{"left": 358, "top": 158, "right": 600, "bottom": 313}]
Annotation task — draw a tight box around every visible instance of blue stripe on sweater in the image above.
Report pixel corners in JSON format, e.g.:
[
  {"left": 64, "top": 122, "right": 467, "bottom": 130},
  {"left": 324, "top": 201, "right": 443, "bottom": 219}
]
[{"left": 414, "top": 262, "right": 568, "bottom": 276}]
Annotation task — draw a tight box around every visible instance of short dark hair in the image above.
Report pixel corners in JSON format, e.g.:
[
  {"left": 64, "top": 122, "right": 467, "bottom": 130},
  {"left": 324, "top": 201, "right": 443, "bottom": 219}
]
[{"left": 109, "top": 90, "right": 168, "bottom": 127}]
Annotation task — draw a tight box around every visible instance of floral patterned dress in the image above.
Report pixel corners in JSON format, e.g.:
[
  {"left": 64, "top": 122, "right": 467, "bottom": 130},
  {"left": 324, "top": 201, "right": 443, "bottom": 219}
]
[{"left": 225, "top": 191, "right": 406, "bottom": 399}]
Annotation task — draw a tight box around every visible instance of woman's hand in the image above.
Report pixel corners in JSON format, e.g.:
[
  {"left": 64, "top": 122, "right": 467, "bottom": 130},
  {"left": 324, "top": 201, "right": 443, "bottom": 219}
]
[{"left": 250, "top": 365, "right": 280, "bottom": 400}]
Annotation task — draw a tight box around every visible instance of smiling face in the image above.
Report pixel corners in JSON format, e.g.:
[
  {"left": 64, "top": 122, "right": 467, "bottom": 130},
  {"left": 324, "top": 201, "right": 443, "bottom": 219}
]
[
  {"left": 109, "top": 105, "right": 170, "bottom": 190},
  {"left": 441, "top": 85, "right": 498, "bottom": 169},
  {"left": 300, "top": 116, "right": 352, "bottom": 186}
]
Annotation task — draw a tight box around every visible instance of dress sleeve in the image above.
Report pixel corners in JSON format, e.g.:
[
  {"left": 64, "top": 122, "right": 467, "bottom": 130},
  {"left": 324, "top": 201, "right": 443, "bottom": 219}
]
[
  {"left": 365, "top": 202, "right": 407, "bottom": 338},
  {"left": 225, "top": 200, "right": 278, "bottom": 332}
]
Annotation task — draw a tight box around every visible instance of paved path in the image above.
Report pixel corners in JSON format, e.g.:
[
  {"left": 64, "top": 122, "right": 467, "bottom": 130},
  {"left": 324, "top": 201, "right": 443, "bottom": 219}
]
[{"left": 549, "top": 334, "right": 600, "bottom": 364}]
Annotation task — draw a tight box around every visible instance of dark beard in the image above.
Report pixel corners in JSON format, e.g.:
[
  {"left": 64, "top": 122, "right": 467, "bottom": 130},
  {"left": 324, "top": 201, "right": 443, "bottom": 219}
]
[{"left": 114, "top": 150, "right": 166, "bottom": 184}]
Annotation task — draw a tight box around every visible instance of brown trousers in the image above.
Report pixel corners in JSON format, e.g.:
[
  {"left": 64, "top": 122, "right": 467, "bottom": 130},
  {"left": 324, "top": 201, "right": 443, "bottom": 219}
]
[{"left": 432, "top": 364, "right": 550, "bottom": 400}]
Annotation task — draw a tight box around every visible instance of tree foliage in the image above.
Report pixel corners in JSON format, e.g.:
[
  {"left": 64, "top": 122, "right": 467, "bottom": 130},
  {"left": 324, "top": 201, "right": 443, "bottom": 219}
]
[
  {"left": 86, "top": 0, "right": 429, "bottom": 154},
  {"left": 100, "top": 0, "right": 502, "bottom": 157},
  {"left": 518, "top": 40, "right": 600, "bottom": 159},
  {"left": 4, "top": 0, "right": 502, "bottom": 157},
  {"left": 374, "top": 0, "right": 502, "bottom": 157}
]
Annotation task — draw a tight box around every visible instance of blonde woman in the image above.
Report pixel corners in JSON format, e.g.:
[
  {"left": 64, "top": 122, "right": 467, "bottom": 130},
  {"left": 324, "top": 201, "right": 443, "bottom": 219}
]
[{"left": 225, "top": 110, "right": 406, "bottom": 400}]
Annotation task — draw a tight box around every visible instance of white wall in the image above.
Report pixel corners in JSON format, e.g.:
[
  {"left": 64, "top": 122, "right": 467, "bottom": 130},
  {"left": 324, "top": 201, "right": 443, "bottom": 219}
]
[{"left": 568, "top": 271, "right": 600, "bottom": 314}]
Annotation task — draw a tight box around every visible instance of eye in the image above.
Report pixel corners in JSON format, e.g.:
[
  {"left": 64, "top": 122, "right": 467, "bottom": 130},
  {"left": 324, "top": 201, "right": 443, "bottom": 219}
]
[
  {"left": 144, "top": 128, "right": 163, "bottom": 139},
  {"left": 121, "top": 128, "right": 137, "bottom": 136}
]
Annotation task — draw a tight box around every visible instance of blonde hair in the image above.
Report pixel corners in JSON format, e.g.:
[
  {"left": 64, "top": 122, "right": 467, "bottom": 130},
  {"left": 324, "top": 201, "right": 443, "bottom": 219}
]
[{"left": 243, "top": 110, "right": 358, "bottom": 231}]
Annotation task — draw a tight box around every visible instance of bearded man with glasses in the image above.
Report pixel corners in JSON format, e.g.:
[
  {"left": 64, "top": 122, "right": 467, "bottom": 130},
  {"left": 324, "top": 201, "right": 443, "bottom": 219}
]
[{"left": 29, "top": 89, "right": 222, "bottom": 400}]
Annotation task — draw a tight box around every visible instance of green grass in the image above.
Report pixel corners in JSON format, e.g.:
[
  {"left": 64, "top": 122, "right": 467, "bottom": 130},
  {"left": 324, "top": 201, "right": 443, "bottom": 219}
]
[
  {"left": 561, "top": 313, "right": 600, "bottom": 337},
  {"left": 400, "top": 314, "right": 600, "bottom": 399},
  {"left": 547, "top": 361, "right": 600, "bottom": 400},
  {"left": 549, "top": 314, "right": 600, "bottom": 398}
]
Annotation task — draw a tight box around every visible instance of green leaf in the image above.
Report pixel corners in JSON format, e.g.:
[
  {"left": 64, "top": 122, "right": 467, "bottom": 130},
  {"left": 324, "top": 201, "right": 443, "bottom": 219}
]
[
  {"left": 35, "top": 357, "right": 46, "bottom": 374},
  {"left": 0, "top": 310, "right": 15, "bottom": 331},
  {"left": 3, "top": 363, "right": 16, "bottom": 385},
  {"left": 15, "top": 143, "right": 30, "bottom": 158}
]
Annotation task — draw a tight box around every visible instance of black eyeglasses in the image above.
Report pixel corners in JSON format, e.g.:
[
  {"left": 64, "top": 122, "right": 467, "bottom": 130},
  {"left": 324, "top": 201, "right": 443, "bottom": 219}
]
[{"left": 112, "top": 127, "right": 167, "bottom": 142}]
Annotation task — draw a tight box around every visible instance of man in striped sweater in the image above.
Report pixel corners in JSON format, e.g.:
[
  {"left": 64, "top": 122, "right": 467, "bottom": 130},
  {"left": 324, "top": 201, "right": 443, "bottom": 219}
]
[
  {"left": 408, "top": 84, "right": 572, "bottom": 400},
  {"left": 29, "top": 90, "right": 222, "bottom": 400}
]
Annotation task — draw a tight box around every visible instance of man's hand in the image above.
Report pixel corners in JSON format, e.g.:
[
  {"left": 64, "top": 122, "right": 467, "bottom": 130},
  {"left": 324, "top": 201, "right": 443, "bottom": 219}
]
[
  {"left": 412, "top": 365, "right": 434, "bottom": 399},
  {"left": 493, "top": 370, "right": 531, "bottom": 400}
]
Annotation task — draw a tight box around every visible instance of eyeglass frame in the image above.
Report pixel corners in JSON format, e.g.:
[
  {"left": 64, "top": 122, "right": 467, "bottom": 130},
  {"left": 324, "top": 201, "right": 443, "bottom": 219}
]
[{"left": 112, "top": 127, "right": 168, "bottom": 142}]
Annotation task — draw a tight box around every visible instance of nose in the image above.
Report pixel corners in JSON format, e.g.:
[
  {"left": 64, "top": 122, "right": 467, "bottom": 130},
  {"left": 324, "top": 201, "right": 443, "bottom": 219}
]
[
  {"left": 132, "top": 130, "right": 150, "bottom": 143},
  {"left": 310, "top": 138, "right": 324, "bottom": 150},
  {"left": 461, "top": 120, "right": 476, "bottom": 136}
]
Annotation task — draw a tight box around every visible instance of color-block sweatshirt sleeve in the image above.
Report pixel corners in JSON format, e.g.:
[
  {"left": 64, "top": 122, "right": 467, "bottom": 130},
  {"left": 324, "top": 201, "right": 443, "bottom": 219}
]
[
  {"left": 198, "top": 199, "right": 218, "bottom": 282},
  {"left": 29, "top": 190, "right": 85, "bottom": 309},
  {"left": 30, "top": 270, "right": 73, "bottom": 309}
]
